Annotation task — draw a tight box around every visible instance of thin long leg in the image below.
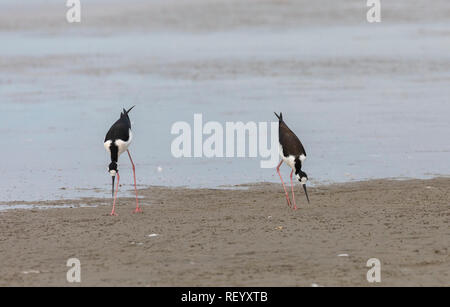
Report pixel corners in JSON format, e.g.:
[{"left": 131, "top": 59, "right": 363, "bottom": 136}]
[
  {"left": 276, "top": 160, "right": 291, "bottom": 207},
  {"left": 110, "top": 172, "right": 120, "bottom": 216},
  {"left": 290, "top": 170, "right": 297, "bottom": 210},
  {"left": 127, "top": 150, "right": 142, "bottom": 213}
]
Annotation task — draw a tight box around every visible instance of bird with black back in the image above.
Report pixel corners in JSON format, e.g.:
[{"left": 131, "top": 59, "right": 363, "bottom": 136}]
[
  {"left": 104, "top": 106, "right": 142, "bottom": 216},
  {"left": 275, "top": 112, "right": 310, "bottom": 210}
]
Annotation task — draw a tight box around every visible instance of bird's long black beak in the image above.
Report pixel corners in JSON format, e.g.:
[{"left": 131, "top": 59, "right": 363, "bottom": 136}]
[
  {"left": 112, "top": 176, "right": 115, "bottom": 198},
  {"left": 302, "top": 184, "right": 310, "bottom": 203}
]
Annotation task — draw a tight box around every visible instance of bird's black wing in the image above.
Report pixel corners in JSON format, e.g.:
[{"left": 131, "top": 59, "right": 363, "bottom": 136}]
[
  {"left": 279, "top": 121, "right": 306, "bottom": 157},
  {"left": 104, "top": 117, "right": 131, "bottom": 142}
]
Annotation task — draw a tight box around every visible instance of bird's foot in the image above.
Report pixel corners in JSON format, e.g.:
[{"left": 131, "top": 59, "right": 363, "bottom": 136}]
[
  {"left": 292, "top": 205, "right": 298, "bottom": 210},
  {"left": 110, "top": 211, "right": 118, "bottom": 216},
  {"left": 133, "top": 207, "right": 143, "bottom": 213}
]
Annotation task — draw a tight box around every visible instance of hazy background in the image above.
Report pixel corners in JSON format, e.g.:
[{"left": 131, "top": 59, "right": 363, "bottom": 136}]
[{"left": 1, "top": 0, "right": 449, "bottom": 201}]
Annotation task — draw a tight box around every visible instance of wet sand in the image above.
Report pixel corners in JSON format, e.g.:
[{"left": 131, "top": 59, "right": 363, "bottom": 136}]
[{"left": 0, "top": 178, "right": 448, "bottom": 286}]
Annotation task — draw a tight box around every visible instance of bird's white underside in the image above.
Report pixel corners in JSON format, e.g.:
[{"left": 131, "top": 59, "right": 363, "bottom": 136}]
[
  {"left": 115, "top": 130, "right": 133, "bottom": 155},
  {"left": 103, "top": 140, "right": 112, "bottom": 153},
  {"left": 103, "top": 130, "right": 133, "bottom": 157},
  {"left": 279, "top": 144, "right": 306, "bottom": 170}
]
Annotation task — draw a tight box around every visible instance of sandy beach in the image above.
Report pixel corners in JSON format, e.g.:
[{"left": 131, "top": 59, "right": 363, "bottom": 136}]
[{"left": 0, "top": 178, "right": 448, "bottom": 286}]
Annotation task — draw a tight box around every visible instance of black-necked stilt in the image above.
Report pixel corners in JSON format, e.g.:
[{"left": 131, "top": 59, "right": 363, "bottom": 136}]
[
  {"left": 275, "top": 112, "right": 310, "bottom": 210},
  {"left": 104, "top": 106, "right": 142, "bottom": 216}
]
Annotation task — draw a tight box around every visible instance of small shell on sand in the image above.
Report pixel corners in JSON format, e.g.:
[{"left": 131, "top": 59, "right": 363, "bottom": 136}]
[{"left": 22, "top": 270, "right": 40, "bottom": 274}]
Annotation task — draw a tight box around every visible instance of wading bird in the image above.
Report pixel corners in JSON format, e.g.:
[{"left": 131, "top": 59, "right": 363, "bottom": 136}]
[
  {"left": 274, "top": 112, "right": 310, "bottom": 210},
  {"left": 104, "top": 106, "right": 142, "bottom": 216}
]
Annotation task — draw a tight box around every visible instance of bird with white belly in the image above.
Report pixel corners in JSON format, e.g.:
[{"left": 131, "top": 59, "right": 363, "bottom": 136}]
[
  {"left": 274, "top": 112, "right": 310, "bottom": 210},
  {"left": 104, "top": 106, "right": 142, "bottom": 216}
]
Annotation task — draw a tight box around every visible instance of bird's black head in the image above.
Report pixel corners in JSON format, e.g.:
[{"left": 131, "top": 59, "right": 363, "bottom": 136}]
[
  {"left": 295, "top": 170, "right": 310, "bottom": 203},
  {"left": 108, "top": 162, "right": 118, "bottom": 177},
  {"left": 295, "top": 170, "right": 308, "bottom": 184},
  {"left": 108, "top": 162, "right": 118, "bottom": 198}
]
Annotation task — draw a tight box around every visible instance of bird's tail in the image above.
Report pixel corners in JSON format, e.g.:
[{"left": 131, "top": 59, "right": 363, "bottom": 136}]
[
  {"left": 126, "top": 106, "right": 135, "bottom": 114},
  {"left": 274, "top": 112, "right": 283, "bottom": 121},
  {"left": 122, "top": 106, "right": 135, "bottom": 117}
]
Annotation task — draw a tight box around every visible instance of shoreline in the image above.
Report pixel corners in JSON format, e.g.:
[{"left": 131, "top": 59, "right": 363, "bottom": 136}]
[
  {"left": 1, "top": 177, "right": 448, "bottom": 286},
  {"left": 2, "top": 175, "right": 449, "bottom": 206}
]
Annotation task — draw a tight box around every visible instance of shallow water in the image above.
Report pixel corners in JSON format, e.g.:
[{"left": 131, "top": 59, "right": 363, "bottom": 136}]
[{"left": 1, "top": 6, "right": 449, "bottom": 201}]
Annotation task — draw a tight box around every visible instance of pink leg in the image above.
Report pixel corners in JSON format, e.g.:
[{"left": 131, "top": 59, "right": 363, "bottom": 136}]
[
  {"left": 290, "top": 170, "right": 297, "bottom": 210},
  {"left": 276, "top": 160, "right": 292, "bottom": 207},
  {"left": 127, "top": 150, "right": 142, "bottom": 213},
  {"left": 110, "top": 172, "right": 120, "bottom": 216}
]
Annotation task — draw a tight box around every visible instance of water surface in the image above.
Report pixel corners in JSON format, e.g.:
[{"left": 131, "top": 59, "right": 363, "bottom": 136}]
[{"left": 1, "top": 4, "right": 449, "bottom": 202}]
